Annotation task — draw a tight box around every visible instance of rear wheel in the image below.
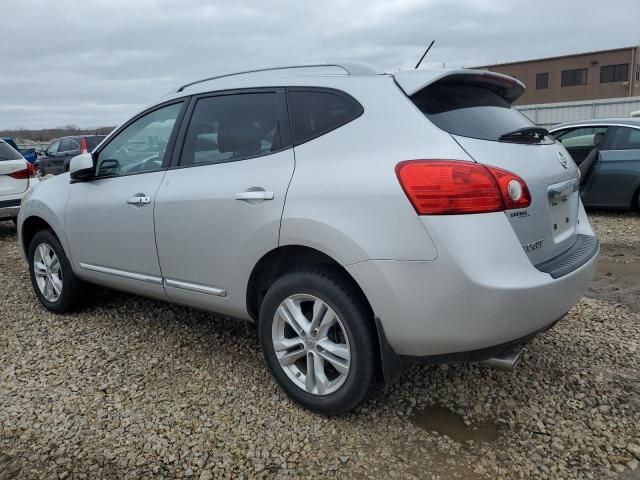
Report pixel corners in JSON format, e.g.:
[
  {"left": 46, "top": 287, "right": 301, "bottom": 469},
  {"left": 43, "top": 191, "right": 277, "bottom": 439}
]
[
  {"left": 259, "top": 267, "right": 378, "bottom": 415},
  {"left": 28, "top": 229, "right": 86, "bottom": 313}
]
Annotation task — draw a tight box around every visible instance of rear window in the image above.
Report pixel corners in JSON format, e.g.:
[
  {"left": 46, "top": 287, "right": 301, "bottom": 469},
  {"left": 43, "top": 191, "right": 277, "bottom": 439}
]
[
  {"left": 85, "top": 136, "right": 105, "bottom": 150},
  {"left": 411, "top": 82, "right": 539, "bottom": 142},
  {"left": 287, "top": 89, "right": 363, "bottom": 145},
  {"left": 0, "top": 141, "right": 22, "bottom": 161}
]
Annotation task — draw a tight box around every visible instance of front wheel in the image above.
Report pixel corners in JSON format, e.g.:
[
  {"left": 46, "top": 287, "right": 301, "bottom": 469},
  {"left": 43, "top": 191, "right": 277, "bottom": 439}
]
[
  {"left": 28, "top": 229, "right": 86, "bottom": 313},
  {"left": 259, "top": 267, "right": 379, "bottom": 415}
]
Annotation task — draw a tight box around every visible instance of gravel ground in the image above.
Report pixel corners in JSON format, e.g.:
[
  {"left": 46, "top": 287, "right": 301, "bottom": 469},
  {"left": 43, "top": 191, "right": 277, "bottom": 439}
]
[{"left": 1, "top": 212, "right": 639, "bottom": 479}]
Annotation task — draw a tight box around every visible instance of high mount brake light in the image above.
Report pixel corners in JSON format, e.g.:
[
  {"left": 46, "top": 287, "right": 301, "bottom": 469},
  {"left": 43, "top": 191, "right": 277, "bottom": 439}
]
[{"left": 395, "top": 160, "right": 531, "bottom": 215}]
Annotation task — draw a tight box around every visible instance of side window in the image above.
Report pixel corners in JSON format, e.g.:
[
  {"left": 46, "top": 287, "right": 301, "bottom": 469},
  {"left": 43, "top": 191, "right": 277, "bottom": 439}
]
[
  {"left": 610, "top": 127, "right": 640, "bottom": 150},
  {"left": 59, "top": 138, "right": 79, "bottom": 152},
  {"left": 47, "top": 140, "right": 60, "bottom": 156},
  {"left": 97, "top": 102, "right": 183, "bottom": 177},
  {"left": 287, "top": 89, "right": 363, "bottom": 145},
  {"left": 179, "top": 92, "right": 282, "bottom": 166},
  {"left": 553, "top": 127, "right": 608, "bottom": 149}
]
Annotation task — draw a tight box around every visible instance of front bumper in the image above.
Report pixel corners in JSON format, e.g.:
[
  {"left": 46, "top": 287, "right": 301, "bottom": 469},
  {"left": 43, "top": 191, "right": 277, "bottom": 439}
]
[{"left": 346, "top": 211, "right": 598, "bottom": 357}]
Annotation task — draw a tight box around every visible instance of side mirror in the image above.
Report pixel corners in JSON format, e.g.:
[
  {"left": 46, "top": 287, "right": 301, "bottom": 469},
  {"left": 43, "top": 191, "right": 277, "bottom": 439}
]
[
  {"left": 97, "top": 158, "right": 120, "bottom": 177},
  {"left": 69, "top": 153, "right": 95, "bottom": 181}
]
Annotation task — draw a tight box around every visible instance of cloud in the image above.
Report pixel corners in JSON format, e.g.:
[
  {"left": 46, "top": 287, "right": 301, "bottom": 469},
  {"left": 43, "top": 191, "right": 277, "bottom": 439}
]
[{"left": 1, "top": 0, "right": 638, "bottom": 128}]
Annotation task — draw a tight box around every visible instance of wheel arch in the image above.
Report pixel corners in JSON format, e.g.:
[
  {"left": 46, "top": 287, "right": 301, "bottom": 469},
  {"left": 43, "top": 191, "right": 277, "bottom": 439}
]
[
  {"left": 246, "top": 244, "right": 406, "bottom": 383},
  {"left": 632, "top": 180, "right": 640, "bottom": 211},
  {"left": 21, "top": 215, "right": 57, "bottom": 255}
]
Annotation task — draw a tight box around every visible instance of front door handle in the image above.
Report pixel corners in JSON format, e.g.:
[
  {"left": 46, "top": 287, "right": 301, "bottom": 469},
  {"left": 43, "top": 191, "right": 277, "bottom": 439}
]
[
  {"left": 127, "top": 194, "right": 151, "bottom": 206},
  {"left": 235, "top": 190, "right": 274, "bottom": 201}
]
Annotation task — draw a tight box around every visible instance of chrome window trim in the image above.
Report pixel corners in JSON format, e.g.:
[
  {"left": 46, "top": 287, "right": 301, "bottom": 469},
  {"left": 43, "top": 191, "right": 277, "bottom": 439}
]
[{"left": 550, "top": 123, "right": 640, "bottom": 133}]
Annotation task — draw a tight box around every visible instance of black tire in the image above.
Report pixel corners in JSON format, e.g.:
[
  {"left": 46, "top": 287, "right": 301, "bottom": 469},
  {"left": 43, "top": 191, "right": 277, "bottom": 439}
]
[
  {"left": 28, "top": 229, "right": 86, "bottom": 313},
  {"left": 259, "top": 267, "right": 379, "bottom": 415}
]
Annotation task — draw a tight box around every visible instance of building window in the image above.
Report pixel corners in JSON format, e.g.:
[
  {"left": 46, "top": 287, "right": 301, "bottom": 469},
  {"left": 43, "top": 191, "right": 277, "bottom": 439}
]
[
  {"left": 600, "top": 64, "right": 629, "bottom": 83},
  {"left": 561, "top": 68, "right": 587, "bottom": 87},
  {"left": 536, "top": 72, "right": 549, "bottom": 89}
]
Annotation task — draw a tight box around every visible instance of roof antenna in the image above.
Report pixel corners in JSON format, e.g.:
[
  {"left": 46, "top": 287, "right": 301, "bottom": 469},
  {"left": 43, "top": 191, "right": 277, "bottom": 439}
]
[{"left": 415, "top": 40, "right": 435, "bottom": 69}]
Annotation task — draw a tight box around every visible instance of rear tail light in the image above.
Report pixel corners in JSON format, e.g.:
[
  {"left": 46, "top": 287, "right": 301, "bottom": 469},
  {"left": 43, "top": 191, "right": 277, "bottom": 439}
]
[
  {"left": 395, "top": 160, "right": 531, "bottom": 215},
  {"left": 80, "top": 137, "right": 88, "bottom": 154},
  {"left": 8, "top": 163, "right": 37, "bottom": 180}
]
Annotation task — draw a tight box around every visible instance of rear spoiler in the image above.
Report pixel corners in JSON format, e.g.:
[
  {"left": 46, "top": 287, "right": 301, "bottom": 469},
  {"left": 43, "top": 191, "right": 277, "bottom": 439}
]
[{"left": 392, "top": 69, "right": 525, "bottom": 105}]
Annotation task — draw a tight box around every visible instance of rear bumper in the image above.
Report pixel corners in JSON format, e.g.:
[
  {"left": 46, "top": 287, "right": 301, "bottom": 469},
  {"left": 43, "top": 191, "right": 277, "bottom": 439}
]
[
  {"left": 346, "top": 210, "right": 598, "bottom": 357},
  {"left": 0, "top": 199, "right": 20, "bottom": 220}
]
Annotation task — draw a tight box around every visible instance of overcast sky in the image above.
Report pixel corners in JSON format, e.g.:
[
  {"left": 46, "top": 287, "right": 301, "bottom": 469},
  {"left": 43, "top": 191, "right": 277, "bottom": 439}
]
[{"left": 1, "top": 0, "right": 639, "bottom": 129}]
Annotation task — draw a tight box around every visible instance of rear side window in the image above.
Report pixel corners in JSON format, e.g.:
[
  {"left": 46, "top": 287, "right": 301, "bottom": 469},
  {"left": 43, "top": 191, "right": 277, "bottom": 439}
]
[
  {"left": 610, "top": 127, "right": 640, "bottom": 150},
  {"left": 59, "top": 138, "right": 80, "bottom": 152},
  {"left": 553, "top": 127, "right": 608, "bottom": 149},
  {"left": 287, "top": 89, "right": 363, "bottom": 145},
  {"left": 179, "top": 92, "right": 284, "bottom": 166},
  {"left": 411, "top": 82, "right": 537, "bottom": 142},
  {"left": 0, "top": 141, "right": 22, "bottom": 161}
]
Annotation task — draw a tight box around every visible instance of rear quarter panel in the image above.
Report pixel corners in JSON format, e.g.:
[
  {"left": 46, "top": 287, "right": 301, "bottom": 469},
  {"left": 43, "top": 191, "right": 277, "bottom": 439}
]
[{"left": 280, "top": 77, "right": 476, "bottom": 264}]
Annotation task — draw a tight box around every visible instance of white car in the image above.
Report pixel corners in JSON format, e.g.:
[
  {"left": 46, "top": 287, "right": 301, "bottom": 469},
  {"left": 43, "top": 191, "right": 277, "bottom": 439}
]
[{"left": 0, "top": 139, "right": 38, "bottom": 223}]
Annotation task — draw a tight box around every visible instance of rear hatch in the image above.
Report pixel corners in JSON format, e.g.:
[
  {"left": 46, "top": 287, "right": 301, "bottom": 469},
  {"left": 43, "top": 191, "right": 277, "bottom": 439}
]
[
  {"left": 0, "top": 141, "right": 29, "bottom": 197},
  {"left": 394, "top": 70, "right": 580, "bottom": 265}
]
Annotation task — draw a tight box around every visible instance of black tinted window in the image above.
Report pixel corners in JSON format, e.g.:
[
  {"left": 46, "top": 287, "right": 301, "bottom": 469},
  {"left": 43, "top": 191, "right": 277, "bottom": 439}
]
[
  {"left": 59, "top": 138, "right": 79, "bottom": 151},
  {"left": 411, "top": 82, "right": 535, "bottom": 141},
  {"left": 0, "top": 141, "right": 22, "bottom": 161},
  {"left": 601, "top": 64, "right": 629, "bottom": 83},
  {"left": 85, "top": 136, "right": 105, "bottom": 150},
  {"left": 180, "top": 93, "right": 282, "bottom": 166},
  {"left": 610, "top": 127, "right": 640, "bottom": 150},
  {"left": 287, "top": 90, "right": 363, "bottom": 145},
  {"left": 561, "top": 68, "right": 587, "bottom": 87},
  {"left": 536, "top": 72, "right": 548, "bottom": 89}
]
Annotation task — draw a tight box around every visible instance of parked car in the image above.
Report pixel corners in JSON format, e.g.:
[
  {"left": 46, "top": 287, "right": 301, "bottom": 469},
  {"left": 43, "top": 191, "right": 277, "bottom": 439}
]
[
  {"left": 0, "top": 139, "right": 38, "bottom": 223},
  {"left": 1, "top": 137, "right": 37, "bottom": 163},
  {"left": 550, "top": 119, "right": 640, "bottom": 210},
  {"left": 629, "top": 110, "right": 640, "bottom": 118},
  {"left": 36, "top": 135, "right": 106, "bottom": 176},
  {"left": 18, "top": 64, "right": 598, "bottom": 414}
]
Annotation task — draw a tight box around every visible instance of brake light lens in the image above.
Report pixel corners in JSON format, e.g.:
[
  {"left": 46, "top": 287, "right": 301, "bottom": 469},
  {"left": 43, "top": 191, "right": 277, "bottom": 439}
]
[
  {"left": 395, "top": 160, "right": 531, "bottom": 215},
  {"left": 80, "top": 137, "right": 88, "bottom": 154},
  {"left": 8, "top": 163, "right": 37, "bottom": 180}
]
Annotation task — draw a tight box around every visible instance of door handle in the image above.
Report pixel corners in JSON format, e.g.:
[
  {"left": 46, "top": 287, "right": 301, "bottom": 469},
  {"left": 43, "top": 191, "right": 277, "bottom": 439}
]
[
  {"left": 127, "top": 194, "right": 151, "bottom": 206},
  {"left": 235, "top": 190, "right": 274, "bottom": 201}
]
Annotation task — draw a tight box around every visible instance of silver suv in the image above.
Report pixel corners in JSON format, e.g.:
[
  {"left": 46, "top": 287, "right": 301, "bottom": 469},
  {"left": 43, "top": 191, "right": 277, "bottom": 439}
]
[{"left": 18, "top": 63, "right": 599, "bottom": 414}]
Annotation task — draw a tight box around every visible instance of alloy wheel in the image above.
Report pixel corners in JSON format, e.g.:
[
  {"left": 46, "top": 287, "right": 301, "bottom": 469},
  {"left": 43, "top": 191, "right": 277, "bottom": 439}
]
[
  {"left": 271, "top": 294, "right": 351, "bottom": 395},
  {"left": 33, "top": 243, "right": 63, "bottom": 302}
]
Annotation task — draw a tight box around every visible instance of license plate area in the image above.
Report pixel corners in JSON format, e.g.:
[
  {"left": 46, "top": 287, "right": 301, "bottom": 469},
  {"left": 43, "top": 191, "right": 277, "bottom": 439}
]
[{"left": 548, "top": 179, "right": 579, "bottom": 243}]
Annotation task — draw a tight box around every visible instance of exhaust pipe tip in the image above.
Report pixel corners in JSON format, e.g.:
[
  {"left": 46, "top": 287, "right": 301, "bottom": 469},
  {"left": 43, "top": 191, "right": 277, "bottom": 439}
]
[{"left": 481, "top": 347, "right": 523, "bottom": 370}]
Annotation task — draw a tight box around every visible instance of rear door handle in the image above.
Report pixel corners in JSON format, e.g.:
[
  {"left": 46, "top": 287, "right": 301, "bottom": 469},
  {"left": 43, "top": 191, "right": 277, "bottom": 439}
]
[
  {"left": 235, "top": 191, "right": 274, "bottom": 201},
  {"left": 127, "top": 194, "right": 151, "bottom": 206}
]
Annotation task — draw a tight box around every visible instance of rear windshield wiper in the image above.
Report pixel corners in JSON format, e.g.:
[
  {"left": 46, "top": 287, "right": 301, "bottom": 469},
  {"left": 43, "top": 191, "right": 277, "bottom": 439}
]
[{"left": 499, "top": 127, "right": 549, "bottom": 143}]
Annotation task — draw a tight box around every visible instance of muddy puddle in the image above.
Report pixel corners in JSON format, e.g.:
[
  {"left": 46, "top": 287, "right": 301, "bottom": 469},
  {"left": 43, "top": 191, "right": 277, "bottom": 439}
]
[
  {"left": 589, "top": 246, "right": 640, "bottom": 312},
  {"left": 409, "top": 406, "right": 499, "bottom": 444}
]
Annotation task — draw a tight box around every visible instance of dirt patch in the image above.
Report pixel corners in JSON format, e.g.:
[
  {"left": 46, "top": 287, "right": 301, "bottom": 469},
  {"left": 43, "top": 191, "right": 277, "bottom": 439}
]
[
  {"left": 409, "top": 406, "right": 499, "bottom": 444},
  {"left": 589, "top": 245, "right": 640, "bottom": 312}
]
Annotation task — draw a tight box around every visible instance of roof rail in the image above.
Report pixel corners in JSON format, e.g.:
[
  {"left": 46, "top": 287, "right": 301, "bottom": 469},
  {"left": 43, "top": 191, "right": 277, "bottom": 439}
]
[{"left": 175, "top": 62, "right": 379, "bottom": 93}]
